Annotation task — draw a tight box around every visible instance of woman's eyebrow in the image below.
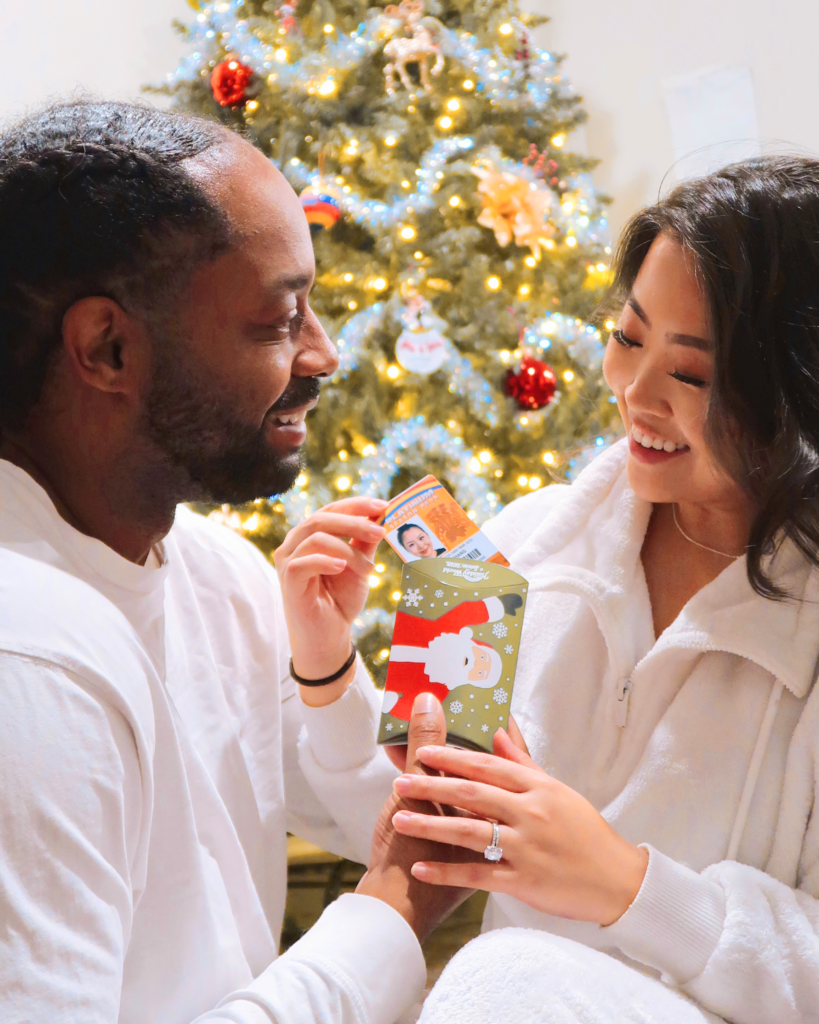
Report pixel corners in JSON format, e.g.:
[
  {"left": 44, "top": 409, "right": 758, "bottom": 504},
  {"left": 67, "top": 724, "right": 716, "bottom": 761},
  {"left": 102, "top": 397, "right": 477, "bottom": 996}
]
[
  {"left": 668, "top": 332, "right": 713, "bottom": 352},
  {"left": 627, "top": 294, "right": 650, "bottom": 326}
]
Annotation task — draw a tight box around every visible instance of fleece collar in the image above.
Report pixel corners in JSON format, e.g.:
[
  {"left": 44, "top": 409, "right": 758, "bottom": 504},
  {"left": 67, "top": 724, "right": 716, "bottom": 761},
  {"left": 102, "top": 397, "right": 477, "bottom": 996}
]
[{"left": 508, "top": 440, "right": 819, "bottom": 700}]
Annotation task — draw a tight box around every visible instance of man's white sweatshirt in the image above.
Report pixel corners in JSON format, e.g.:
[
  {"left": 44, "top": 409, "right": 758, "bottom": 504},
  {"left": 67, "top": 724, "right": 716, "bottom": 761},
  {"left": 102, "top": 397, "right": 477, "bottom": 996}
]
[
  {"left": 0, "top": 461, "right": 422, "bottom": 1024},
  {"left": 480, "top": 439, "right": 819, "bottom": 1023}
]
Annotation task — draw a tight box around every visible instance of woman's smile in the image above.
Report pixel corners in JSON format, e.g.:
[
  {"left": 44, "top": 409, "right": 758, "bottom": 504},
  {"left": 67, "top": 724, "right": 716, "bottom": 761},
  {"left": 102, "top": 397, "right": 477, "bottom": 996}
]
[{"left": 628, "top": 422, "right": 690, "bottom": 464}]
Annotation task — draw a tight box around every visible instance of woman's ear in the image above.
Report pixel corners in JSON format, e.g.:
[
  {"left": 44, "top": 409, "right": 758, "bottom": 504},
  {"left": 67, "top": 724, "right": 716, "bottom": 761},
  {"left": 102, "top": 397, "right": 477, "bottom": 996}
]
[{"left": 62, "top": 297, "right": 149, "bottom": 397}]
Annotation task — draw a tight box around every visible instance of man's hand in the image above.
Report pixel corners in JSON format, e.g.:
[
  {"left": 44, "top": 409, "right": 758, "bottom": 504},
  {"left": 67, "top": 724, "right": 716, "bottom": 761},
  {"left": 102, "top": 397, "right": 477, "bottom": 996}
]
[
  {"left": 274, "top": 497, "right": 386, "bottom": 706},
  {"left": 499, "top": 593, "right": 523, "bottom": 617},
  {"left": 356, "top": 693, "right": 477, "bottom": 943}
]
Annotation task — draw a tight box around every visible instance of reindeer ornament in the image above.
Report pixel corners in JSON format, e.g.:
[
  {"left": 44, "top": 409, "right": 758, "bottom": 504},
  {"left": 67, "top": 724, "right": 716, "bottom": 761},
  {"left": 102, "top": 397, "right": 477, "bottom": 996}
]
[{"left": 382, "top": 0, "right": 444, "bottom": 96}]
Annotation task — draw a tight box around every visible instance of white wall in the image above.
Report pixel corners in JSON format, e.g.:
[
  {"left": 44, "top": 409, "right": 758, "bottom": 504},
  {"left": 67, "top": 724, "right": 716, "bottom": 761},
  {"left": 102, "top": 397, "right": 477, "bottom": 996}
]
[
  {"left": 527, "top": 0, "right": 819, "bottom": 235},
  {"left": 0, "top": 0, "right": 191, "bottom": 123}
]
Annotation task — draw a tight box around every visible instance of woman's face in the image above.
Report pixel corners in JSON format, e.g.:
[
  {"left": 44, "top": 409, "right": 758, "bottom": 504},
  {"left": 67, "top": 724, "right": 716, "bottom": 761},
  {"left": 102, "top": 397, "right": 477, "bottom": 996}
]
[
  {"left": 402, "top": 526, "right": 436, "bottom": 558},
  {"left": 603, "top": 233, "right": 743, "bottom": 511}
]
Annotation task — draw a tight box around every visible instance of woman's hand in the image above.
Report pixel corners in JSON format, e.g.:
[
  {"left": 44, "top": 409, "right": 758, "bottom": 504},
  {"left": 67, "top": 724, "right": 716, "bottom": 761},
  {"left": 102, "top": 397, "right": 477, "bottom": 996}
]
[
  {"left": 274, "top": 497, "right": 386, "bottom": 703},
  {"left": 390, "top": 729, "right": 648, "bottom": 927},
  {"left": 383, "top": 713, "right": 530, "bottom": 772}
]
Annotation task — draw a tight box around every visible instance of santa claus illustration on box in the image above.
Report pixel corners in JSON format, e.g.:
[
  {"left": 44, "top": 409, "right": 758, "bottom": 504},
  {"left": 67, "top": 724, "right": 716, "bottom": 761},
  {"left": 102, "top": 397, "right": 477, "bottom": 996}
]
[{"left": 382, "top": 593, "right": 522, "bottom": 721}]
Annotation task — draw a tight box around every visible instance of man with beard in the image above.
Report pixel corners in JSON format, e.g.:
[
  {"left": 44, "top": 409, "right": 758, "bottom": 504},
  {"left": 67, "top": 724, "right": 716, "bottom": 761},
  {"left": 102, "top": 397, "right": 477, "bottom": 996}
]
[{"left": 0, "top": 101, "right": 468, "bottom": 1023}]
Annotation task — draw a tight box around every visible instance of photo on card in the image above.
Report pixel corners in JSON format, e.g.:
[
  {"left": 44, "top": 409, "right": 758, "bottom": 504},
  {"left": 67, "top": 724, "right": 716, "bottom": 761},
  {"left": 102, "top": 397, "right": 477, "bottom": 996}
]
[
  {"left": 387, "top": 518, "right": 446, "bottom": 561},
  {"left": 377, "top": 474, "right": 509, "bottom": 566}
]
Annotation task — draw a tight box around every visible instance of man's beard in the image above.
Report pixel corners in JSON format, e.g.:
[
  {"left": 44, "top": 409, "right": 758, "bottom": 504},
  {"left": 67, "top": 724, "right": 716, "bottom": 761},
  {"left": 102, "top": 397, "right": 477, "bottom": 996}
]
[{"left": 141, "top": 339, "right": 320, "bottom": 505}]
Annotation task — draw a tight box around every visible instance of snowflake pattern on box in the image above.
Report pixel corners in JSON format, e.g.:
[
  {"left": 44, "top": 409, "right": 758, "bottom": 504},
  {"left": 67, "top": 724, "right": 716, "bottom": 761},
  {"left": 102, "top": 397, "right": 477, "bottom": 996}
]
[
  {"left": 449, "top": 700, "right": 464, "bottom": 715},
  {"left": 492, "top": 622, "right": 509, "bottom": 639},
  {"left": 481, "top": 724, "right": 489, "bottom": 733},
  {"left": 493, "top": 687, "right": 509, "bottom": 705},
  {"left": 434, "top": 590, "right": 444, "bottom": 599},
  {"left": 403, "top": 588, "right": 422, "bottom": 608},
  {"left": 504, "top": 644, "right": 514, "bottom": 654},
  {"left": 385, "top": 722, "right": 394, "bottom": 731}
]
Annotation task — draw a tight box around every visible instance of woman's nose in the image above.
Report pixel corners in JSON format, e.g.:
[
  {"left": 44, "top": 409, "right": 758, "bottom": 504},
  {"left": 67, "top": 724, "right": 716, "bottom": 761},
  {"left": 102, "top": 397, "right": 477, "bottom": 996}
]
[{"left": 624, "top": 365, "right": 670, "bottom": 417}]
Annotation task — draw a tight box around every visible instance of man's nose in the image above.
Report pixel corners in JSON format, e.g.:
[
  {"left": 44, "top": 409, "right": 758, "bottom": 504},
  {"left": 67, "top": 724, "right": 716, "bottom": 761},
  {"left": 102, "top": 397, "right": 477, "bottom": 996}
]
[{"left": 293, "top": 307, "right": 338, "bottom": 379}]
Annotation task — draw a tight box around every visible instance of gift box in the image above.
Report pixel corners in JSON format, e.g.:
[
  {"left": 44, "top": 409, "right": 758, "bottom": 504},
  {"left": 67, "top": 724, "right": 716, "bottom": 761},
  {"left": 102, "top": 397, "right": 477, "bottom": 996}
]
[{"left": 378, "top": 557, "right": 528, "bottom": 753}]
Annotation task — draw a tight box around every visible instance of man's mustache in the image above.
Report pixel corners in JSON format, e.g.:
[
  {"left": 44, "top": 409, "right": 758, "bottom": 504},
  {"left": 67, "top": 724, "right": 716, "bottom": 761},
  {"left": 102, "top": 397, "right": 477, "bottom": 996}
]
[{"left": 268, "top": 376, "right": 322, "bottom": 415}]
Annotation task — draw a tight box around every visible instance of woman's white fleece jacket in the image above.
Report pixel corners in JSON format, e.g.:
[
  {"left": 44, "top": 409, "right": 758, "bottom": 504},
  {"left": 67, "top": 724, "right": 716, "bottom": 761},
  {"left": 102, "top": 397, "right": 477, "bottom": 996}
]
[{"left": 480, "top": 439, "right": 819, "bottom": 1024}]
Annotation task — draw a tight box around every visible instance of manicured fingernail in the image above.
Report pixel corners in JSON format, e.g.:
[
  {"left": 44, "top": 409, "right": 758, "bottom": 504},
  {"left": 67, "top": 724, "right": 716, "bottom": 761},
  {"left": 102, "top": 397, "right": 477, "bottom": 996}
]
[
  {"left": 332, "top": 558, "right": 346, "bottom": 570},
  {"left": 394, "top": 775, "right": 412, "bottom": 793},
  {"left": 392, "top": 810, "right": 412, "bottom": 825},
  {"left": 413, "top": 691, "right": 437, "bottom": 714}
]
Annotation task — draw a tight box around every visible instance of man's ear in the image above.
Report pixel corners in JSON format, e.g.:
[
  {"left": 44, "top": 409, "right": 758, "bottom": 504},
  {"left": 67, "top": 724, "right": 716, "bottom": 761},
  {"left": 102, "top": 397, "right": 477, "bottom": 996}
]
[{"left": 61, "top": 297, "right": 148, "bottom": 396}]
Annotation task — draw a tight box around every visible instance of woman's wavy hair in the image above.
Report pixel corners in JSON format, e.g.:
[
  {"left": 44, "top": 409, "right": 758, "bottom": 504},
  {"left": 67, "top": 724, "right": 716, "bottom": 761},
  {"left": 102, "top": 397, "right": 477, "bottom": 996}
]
[
  {"left": 610, "top": 156, "right": 819, "bottom": 599},
  {"left": 0, "top": 99, "right": 233, "bottom": 432}
]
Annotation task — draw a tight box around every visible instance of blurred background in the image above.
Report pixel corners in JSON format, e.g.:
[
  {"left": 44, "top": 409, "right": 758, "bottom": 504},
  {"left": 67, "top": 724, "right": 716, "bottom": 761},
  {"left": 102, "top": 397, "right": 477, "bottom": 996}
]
[{"left": 4, "top": 0, "right": 819, "bottom": 236}]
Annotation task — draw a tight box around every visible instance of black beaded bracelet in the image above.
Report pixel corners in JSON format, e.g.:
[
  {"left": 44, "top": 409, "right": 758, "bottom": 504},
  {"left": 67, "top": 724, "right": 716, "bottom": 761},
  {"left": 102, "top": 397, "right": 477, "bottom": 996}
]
[{"left": 290, "top": 644, "right": 357, "bottom": 687}]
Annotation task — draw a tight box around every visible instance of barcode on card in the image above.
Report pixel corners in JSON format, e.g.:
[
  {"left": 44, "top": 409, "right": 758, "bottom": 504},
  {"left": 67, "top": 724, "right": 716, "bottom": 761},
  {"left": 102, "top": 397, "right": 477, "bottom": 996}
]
[{"left": 463, "top": 548, "right": 483, "bottom": 559}]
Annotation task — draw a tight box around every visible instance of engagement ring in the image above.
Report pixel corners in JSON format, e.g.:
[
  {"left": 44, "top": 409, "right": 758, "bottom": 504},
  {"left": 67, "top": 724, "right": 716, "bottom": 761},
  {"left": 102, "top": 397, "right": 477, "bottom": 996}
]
[{"left": 483, "top": 822, "right": 503, "bottom": 862}]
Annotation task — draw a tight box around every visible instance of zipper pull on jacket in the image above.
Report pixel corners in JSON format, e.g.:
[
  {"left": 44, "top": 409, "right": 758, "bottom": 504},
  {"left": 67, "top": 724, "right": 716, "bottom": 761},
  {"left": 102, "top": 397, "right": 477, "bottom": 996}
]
[{"left": 614, "top": 677, "right": 631, "bottom": 728}]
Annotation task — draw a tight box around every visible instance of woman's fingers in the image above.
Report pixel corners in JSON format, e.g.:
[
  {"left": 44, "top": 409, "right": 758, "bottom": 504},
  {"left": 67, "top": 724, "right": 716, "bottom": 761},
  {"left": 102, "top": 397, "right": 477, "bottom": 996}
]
[
  {"left": 393, "top": 771, "right": 519, "bottom": 820},
  {"left": 392, "top": 809, "right": 509, "bottom": 855},
  {"left": 493, "top": 727, "right": 542, "bottom": 771},
  {"left": 414, "top": 744, "right": 534, "bottom": 793},
  {"left": 505, "top": 717, "right": 532, "bottom": 757},
  {"left": 410, "top": 860, "right": 512, "bottom": 890}
]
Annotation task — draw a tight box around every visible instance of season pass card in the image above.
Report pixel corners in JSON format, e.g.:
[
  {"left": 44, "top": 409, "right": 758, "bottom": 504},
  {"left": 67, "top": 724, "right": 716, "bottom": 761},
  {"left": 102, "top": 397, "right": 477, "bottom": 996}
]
[{"left": 377, "top": 475, "right": 509, "bottom": 566}]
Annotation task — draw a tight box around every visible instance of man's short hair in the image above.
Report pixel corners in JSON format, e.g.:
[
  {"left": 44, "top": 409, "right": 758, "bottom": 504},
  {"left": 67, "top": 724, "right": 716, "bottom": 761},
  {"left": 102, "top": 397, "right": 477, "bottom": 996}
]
[{"left": 0, "top": 100, "right": 233, "bottom": 430}]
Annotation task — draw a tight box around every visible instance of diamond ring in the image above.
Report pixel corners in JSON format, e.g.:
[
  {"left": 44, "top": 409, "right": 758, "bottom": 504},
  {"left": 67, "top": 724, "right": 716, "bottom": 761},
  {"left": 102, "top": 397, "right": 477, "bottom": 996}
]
[{"left": 483, "top": 822, "right": 503, "bottom": 862}]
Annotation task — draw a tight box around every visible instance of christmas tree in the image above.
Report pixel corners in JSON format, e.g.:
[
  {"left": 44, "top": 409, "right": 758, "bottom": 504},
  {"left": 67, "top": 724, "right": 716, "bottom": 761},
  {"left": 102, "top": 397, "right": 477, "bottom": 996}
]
[{"left": 159, "top": 0, "right": 620, "bottom": 680}]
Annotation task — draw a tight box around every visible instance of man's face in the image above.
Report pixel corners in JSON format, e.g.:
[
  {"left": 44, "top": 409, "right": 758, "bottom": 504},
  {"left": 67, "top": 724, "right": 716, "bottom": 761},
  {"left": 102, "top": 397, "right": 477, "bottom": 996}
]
[
  {"left": 141, "top": 139, "right": 337, "bottom": 504},
  {"left": 468, "top": 645, "right": 492, "bottom": 681}
]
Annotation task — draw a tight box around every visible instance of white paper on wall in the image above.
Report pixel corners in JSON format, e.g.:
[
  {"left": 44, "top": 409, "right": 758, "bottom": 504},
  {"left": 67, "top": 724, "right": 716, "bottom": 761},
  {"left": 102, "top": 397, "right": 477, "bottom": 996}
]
[{"left": 662, "top": 65, "right": 760, "bottom": 182}]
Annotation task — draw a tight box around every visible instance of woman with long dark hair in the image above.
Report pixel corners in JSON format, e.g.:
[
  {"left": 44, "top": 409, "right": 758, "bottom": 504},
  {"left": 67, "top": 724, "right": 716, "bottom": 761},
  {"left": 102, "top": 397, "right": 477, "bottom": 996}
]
[{"left": 392, "top": 157, "right": 819, "bottom": 1023}]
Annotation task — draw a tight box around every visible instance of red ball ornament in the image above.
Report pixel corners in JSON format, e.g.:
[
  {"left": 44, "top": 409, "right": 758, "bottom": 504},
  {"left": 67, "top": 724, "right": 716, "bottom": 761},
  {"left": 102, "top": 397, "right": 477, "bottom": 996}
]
[
  {"left": 504, "top": 354, "right": 557, "bottom": 410},
  {"left": 210, "top": 59, "right": 255, "bottom": 107}
]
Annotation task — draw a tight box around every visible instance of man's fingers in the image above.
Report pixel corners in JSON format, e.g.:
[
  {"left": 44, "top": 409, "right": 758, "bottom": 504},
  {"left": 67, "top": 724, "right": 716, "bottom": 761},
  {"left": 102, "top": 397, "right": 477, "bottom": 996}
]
[
  {"left": 315, "top": 497, "right": 388, "bottom": 517},
  {"left": 281, "top": 554, "right": 346, "bottom": 595},
  {"left": 384, "top": 744, "right": 408, "bottom": 772},
  {"left": 405, "top": 692, "right": 446, "bottom": 776},
  {"left": 283, "top": 532, "right": 375, "bottom": 580},
  {"left": 276, "top": 513, "right": 385, "bottom": 559}
]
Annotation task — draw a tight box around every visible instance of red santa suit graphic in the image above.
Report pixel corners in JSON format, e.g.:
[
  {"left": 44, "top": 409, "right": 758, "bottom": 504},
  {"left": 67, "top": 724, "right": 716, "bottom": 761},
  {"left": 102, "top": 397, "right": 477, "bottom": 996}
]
[{"left": 382, "top": 596, "right": 508, "bottom": 722}]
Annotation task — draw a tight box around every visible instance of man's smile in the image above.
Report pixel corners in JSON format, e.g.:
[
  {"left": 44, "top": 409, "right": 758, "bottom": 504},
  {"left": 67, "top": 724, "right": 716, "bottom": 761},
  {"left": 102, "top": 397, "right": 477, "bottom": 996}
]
[{"left": 266, "top": 397, "right": 319, "bottom": 446}]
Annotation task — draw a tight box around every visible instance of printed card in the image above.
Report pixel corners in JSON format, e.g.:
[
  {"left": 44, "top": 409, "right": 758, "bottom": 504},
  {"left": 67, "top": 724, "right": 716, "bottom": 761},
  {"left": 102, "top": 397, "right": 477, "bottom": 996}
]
[{"left": 376, "top": 475, "right": 509, "bottom": 566}]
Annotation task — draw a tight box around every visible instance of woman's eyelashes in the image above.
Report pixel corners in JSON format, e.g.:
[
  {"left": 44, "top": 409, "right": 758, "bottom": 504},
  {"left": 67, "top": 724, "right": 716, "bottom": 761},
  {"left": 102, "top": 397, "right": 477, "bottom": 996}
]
[
  {"left": 612, "top": 327, "right": 709, "bottom": 388},
  {"left": 612, "top": 327, "right": 640, "bottom": 348},
  {"left": 670, "top": 370, "right": 708, "bottom": 389}
]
